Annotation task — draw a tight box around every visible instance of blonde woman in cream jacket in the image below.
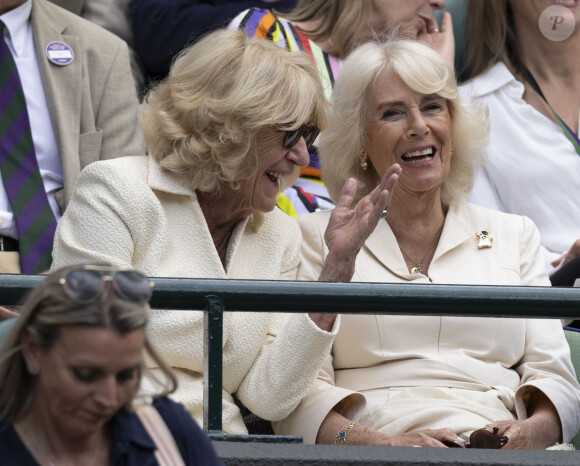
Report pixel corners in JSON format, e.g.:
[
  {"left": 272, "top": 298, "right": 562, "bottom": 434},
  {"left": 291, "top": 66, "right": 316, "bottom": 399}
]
[{"left": 51, "top": 29, "right": 400, "bottom": 434}]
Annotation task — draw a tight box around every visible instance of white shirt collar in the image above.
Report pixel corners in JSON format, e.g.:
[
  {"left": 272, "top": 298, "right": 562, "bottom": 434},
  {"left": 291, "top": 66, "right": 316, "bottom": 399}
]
[
  {"left": 462, "top": 62, "right": 524, "bottom": 99},
  {"left": 0, "top": 0, "right": 32, "bottom": 57}
]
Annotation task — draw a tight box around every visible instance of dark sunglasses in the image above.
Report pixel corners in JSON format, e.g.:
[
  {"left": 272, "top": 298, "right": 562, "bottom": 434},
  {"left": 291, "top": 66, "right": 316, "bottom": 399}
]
[
  {"left": 283, "top": 124, "right": 320, "bottom": 149},
  {"left": 59, "top": 267, "right": 154, "bottom": 305},
  {"left": 444, "top": 427, "right": 508, "bottom": 449}
]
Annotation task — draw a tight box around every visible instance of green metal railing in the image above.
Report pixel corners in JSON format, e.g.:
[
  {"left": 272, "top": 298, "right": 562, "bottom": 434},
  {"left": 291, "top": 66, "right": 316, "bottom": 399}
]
[{"left": 1, "top": 275, "right": 579, "bottom": 438}]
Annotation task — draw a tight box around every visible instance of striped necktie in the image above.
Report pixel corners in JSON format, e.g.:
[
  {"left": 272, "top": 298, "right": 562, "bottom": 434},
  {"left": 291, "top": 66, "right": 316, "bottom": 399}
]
[{"left": 0, "top": 22, "right": 56, "bottom": 273}]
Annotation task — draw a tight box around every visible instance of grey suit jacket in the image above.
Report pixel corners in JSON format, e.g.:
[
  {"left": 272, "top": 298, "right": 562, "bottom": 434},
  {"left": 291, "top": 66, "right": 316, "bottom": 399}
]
[
  {"left": 49, "top": 0, "right": 82, "bottom": 15},
  {"left": 48, "top": 0, "right": 145, "bottom": 92},
  {"left": 31, "top": 0, "right": 144, "bottom": 210}
]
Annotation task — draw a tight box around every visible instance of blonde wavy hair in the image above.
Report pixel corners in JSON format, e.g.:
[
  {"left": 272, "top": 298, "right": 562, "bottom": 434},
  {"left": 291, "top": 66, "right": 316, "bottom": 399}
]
[
  {"left": 320, "top": 37, "right": 489, "bottom": 208},
  {"left": 141, "top": 29, "right": 328, "bottom": 194}
]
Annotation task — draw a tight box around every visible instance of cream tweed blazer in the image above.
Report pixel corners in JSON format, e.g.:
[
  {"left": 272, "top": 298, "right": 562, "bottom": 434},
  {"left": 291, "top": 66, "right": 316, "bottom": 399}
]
[{"left": 52, "top": 156, "right": 338, "bottom": 434}]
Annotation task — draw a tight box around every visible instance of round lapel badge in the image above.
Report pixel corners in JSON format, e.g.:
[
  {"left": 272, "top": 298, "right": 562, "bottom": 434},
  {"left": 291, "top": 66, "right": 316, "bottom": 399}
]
[{"left": 46, "top": 41, "right": 74, "bottom": 66}]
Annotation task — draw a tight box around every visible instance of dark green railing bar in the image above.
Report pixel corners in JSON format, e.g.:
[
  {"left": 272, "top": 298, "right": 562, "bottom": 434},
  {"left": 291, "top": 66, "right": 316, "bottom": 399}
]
[
  {"left": 148, "top": 278, "right": 579, "bottom": 319},
  {"left": 0, "top": 274, "right": 44, "bottom": 303},
  {"left": 1, "top": 276, "right": 578, "bottom": 319},
  {"left": 204, "top": 296, "right": 224, "bottom": 434}
]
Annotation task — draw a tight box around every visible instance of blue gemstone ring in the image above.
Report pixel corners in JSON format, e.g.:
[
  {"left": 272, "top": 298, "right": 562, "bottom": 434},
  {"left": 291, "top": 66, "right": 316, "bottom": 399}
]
[{"left": 380, "top": 209, "right": 388, "bottom": 219}]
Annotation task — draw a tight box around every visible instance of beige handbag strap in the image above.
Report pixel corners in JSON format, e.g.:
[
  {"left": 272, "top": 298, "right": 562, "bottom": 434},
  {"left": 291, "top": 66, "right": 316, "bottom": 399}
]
[{"left": 135, "top": 403, "right": 187, "bottom": 466}]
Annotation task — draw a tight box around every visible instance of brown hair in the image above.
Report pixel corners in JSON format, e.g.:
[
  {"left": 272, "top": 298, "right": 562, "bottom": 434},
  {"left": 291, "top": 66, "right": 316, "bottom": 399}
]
[{"left": 461, "top": 0, "right": 521, "bottom": 79}]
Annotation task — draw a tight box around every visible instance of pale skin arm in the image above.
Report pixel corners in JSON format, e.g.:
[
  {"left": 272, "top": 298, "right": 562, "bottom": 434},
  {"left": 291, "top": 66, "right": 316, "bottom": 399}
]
[
  {"left": 308, "top": 164, "right": 401, "bottom": 331},
  {"left": 419, "top": 12, "right": 455, "bottom": 66},
  {"left": 551, "top": 238, "right": 580, "bottom": 269},
  {"left": 316, "top": 409, "right": 461, "bottom": 447},
  {"left": 0, "top": 306, "right": 18, "bottom": 320},
  {"left": 486, "top": 390, "right": 562, "bottom": 450}
]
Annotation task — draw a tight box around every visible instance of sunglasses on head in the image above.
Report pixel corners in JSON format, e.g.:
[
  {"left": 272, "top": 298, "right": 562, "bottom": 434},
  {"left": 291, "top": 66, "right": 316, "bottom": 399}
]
[
  {"left": 59, "top": 266, "right": 154, "bottom": 305},
  {"left": 283, "top": 124, "right": 320, "bottom": 149},
  {"left": 444, "top": 427, "right": 508, "bottom": 449}
]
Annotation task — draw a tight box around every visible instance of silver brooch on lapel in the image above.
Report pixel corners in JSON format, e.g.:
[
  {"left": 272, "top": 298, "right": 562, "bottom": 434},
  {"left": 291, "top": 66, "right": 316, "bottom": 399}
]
[{"left": 475, "top": 230, "right": 493, "bottom": 249}]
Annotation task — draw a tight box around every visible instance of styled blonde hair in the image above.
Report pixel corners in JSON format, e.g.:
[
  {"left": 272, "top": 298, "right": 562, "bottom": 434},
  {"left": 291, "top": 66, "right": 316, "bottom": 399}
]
[
  {"left": 320, "top": 37, "right": 489, "bottom": 208},
  {"left": 141, "top": 29, "right": 328, "bottom": 195},
  {"left": 283, "top": 0, "right": 365, "bottom": 59},
  {"left": 0, "top": 266, "right": 177, "bottom": 423}
]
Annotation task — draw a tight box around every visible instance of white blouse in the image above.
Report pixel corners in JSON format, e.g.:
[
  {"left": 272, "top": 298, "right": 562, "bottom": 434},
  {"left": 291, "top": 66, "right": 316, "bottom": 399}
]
[{"left": 460, "top": 62, "right": 580, "bottom": 272}]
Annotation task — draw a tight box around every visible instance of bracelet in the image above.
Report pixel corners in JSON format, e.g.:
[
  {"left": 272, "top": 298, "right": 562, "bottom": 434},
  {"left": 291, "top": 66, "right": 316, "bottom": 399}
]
[
  {"left": 335, "top": 422, "right": 358, "bottom": 445},
  {"left": 350, "top": 425, "right": 369, "bottom": 444}
]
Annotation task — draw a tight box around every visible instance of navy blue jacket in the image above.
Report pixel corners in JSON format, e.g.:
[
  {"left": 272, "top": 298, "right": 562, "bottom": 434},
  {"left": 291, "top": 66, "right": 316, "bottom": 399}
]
[
  {"left": 0, "top": 397, "right": 223, "bottom": 465},
  {"left": 131, "top": 0, "right": 296, "bottom": 80}
]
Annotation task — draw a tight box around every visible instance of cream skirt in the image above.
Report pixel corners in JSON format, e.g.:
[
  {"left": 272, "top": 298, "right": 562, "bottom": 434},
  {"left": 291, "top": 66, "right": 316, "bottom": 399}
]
[{"left": 359, "top": 386, "right": 515, "bottom": 441}]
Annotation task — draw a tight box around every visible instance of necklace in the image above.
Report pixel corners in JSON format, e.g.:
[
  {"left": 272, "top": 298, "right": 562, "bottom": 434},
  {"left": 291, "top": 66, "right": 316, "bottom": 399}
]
[
  {"left": 399, "top": 245, "right": 430, "bottom": 275},
  {"left": 24, "top": 419, "right": 103, "bottom": 466},
  {"left": 397, "top": 230, "right": 442, "bottom": 276},
  {"left": 214, "top": 226, "right": 234, "bottom": 255}
]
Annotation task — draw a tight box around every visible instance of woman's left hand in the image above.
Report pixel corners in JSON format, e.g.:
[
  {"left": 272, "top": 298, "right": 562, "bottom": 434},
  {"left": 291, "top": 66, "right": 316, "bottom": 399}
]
[
  {"left": 485, "top": 392, "right": 562, "bottom": 449},
  {"left": 485, "top": 418, "right": 558, "bottom": 450},
  {"left": 320, "top": 164, "right": 400, "bottom": 282}
]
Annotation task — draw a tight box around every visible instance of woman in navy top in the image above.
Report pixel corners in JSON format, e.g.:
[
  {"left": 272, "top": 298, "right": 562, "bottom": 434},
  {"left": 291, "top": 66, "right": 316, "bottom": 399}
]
[{"left": 0, "top": 265, "right": 222, "bottom": 465}]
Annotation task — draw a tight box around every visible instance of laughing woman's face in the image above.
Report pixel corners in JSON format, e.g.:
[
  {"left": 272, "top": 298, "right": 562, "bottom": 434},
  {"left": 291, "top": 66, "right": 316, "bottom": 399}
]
[{"left": 364, "top": 71, "right": 453, "bottom": 197}]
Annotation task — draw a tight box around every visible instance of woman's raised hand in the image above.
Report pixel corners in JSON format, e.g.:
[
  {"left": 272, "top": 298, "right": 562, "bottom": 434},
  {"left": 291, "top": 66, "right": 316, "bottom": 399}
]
[
  {"left": 419, "top": 11, "right": 455, "bottom": 66},
  {"left": 319, "top": 164, "right": 400, "bottom": 282}
]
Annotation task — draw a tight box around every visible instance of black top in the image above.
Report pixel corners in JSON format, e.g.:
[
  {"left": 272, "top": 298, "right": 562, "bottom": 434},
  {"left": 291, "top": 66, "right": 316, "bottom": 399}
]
[{"left": 0, "top": 397, "right": 223, "bottom": 465}]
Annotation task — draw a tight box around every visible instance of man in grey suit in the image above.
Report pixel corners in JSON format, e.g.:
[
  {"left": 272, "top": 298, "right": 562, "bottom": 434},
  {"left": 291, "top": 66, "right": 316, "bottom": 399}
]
[
  {"left": 49, "top": 0, "right": 146, "bottom": 95},
  {"left": 0, "top": 0, "right": 142, "bottom": 290}
]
